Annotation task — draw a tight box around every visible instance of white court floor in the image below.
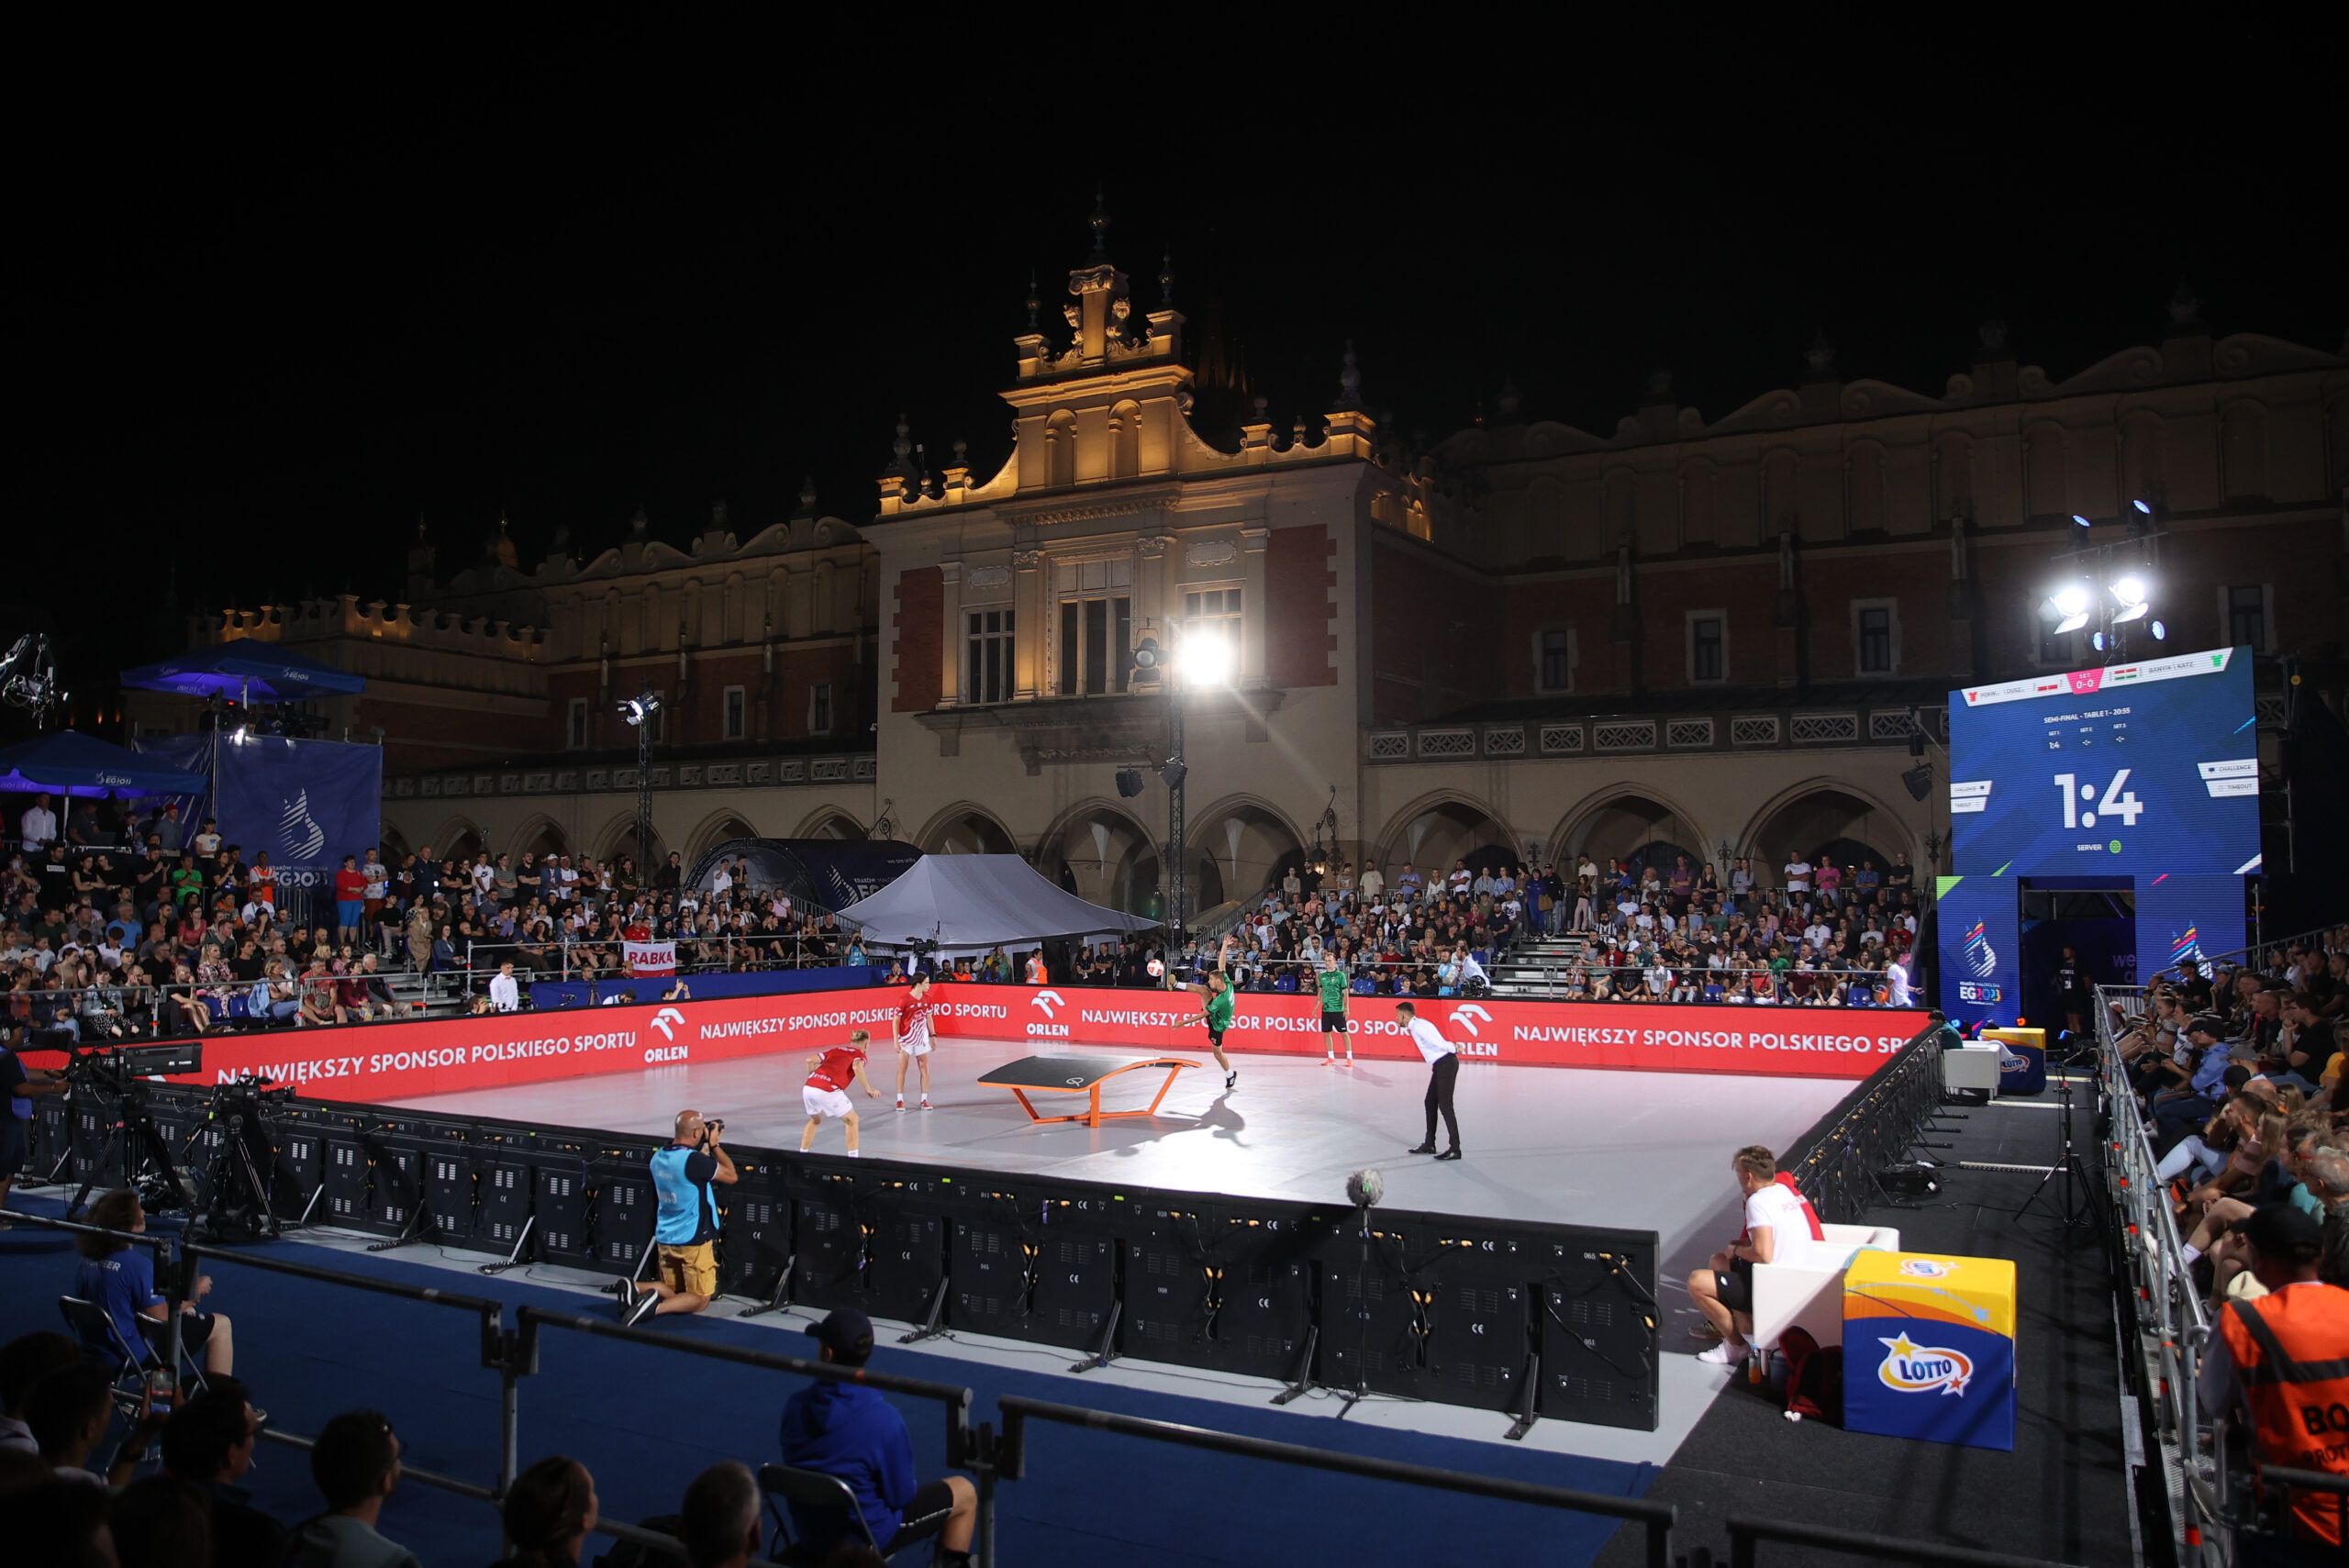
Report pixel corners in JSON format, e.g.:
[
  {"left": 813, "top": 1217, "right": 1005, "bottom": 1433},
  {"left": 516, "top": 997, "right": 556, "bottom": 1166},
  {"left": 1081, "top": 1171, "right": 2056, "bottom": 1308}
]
[{"left": 389, "top": 1039, "right": 1848, "bottom": 1361}]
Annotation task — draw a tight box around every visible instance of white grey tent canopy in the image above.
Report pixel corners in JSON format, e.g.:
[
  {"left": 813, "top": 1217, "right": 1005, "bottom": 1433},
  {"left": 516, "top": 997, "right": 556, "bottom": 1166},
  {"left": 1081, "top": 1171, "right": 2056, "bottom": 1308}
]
[{"left": 831, "top": 854, "right": 1159, "bottom": 954}]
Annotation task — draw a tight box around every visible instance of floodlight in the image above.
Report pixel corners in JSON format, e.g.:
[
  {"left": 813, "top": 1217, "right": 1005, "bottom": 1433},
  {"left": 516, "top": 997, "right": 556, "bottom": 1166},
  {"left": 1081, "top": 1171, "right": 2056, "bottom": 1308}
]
[
  {"left": 2111, "top": 574, "right": 2147, "bottom": 606},
  {"left": 2053, "top": 584, "right": 2091, "bottom": 618},
  {"left": 1158, "top": 759, "right": 1188, "bottom": 790},
  {"left": 618, "top": 691, "right": 662, "bottom": 727},
  {"left": 2054, "top": 612, "right": 2090, "bottom": 635},
  {"left": 1178, "top": 628, "right": 1231, "bottom": 685},
  {"left": 2112, "top": 601, "right": 2150, "bottom": 625},
  {"left": 2150, "top": 620, "right": 2166, "bottom": 640},
  {"left": 1132, "top": 636, "right": 1160, "bottom": 671},
  {"left": 2132, "top": 499, "right": 2153, "bottom": 515},
  {"left": 2071, "top": 514, "right": 2092, "bottom": 528},
  {"left": 2091, "top": 632, "right": 2106, "bottom": 652}
]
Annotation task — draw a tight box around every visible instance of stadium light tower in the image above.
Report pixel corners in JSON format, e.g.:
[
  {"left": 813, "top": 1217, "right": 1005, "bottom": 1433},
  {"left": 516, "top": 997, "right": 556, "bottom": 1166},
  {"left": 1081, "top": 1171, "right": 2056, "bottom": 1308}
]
[
  {"left": 2042, "top": 501, "right": 2167, "bottom": 664},
  {"left": 1132, "top": 622, "right": 1232, "bottom": 952},
  {"left": 618, "top": 688, "right": 662, "bottom": 871}
]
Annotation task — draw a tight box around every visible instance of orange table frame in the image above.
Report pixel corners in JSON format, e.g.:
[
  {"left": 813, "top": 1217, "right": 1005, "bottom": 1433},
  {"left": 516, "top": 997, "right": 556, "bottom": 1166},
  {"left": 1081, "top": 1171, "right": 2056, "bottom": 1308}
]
[{"left": 990, "top": 1057, "right": 1201, "bottom": 1128}]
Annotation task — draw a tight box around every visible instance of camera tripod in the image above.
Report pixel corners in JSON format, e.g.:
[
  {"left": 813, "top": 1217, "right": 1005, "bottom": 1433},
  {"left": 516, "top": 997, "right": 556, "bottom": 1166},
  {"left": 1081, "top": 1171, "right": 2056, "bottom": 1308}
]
[
  {"left": 2015, "top": 1065, "right": 2097, "bottom": 1228},
  {"left": 64, "top": 1052, "right": 194, "bottom": 1219}
]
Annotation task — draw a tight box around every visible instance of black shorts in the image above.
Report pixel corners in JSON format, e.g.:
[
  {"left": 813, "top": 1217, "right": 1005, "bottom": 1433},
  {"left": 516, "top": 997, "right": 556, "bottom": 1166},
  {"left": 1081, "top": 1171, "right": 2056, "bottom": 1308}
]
[
  {"left": 1712, "top": 1257, "right": 1753, "bottom": 1314},
  {"left": 885, "top": 1478, "right": 960, "bottom": 1551},
  {"left": 0, "top": 1117, "right": 27, "bottom": 1179},
  {"left": 1207, "top": 1029, "right": 1227, "bottom": 1051},
  {"left": 1320, "top": 1010, "right": 1347, "bottom": 1033}
]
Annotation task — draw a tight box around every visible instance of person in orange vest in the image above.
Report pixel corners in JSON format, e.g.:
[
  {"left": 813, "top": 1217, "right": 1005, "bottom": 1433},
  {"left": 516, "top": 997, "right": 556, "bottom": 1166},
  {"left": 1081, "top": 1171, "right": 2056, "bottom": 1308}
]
[
  {"left": 2199, "top": 1204, "right": 2349, "bottom": 1552},
  {"left": 1023, "top": 950, "right": 1047, "bottom": 986}
]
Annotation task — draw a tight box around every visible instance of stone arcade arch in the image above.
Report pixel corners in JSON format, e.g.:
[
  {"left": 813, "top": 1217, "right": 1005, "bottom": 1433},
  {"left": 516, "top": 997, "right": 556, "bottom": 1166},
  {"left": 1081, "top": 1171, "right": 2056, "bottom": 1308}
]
[
  {"left": 793, "top": 807, "right": 869, "bottom": 841},
  {"left": 916, "top": 803, "right": 1019, "bottom": 856},
  {"left": 1550, "top": 788, "right": 1710, "bottom": 877},
  {"left": 1373, "top": 792, "right": 1519, "bottom": 883},
  {"left": 1185, "top": 795, "right": 1308, "bottom": 912},
  {"left": 1738, "top": 782, "right": 1915, "bottom": 877},
  {"left": 507, "top": 815, "right": 569, "bottom": 862},
  {"left": 1036, "top": 798, "right": 1161, "bottom": 918},
  {"left": 689, "top": 812, "right": 761, "bottom": 863}
]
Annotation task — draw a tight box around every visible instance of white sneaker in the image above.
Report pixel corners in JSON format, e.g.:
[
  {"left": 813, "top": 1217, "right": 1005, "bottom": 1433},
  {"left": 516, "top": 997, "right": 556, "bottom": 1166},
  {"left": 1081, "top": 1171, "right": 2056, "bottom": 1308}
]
[{"left": 1697, "top": 1341, "right": 1746, "bottom": 1366}]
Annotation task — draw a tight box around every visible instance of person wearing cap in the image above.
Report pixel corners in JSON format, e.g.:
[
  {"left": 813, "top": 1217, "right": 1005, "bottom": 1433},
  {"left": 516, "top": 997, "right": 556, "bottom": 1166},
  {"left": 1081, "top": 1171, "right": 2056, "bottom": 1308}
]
[
  {"left": 2149, "top": 1016, "right": 2232, "bottom": 1146},
  {"left": 2198, "top": 1204, "right": 2349, "bottom": 1551},
  {"left": 777, "top": 1307, "right": 977, "bottom": 1565},
  {"left": 614, "top": 1109, "right": 737, "bottom": 1326}
]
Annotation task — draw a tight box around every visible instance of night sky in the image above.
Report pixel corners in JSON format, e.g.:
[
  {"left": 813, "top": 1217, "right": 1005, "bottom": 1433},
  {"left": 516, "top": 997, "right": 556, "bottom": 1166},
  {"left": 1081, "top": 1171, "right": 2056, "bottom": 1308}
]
[{"left": 13, "top": 19, "right": 2342, "bottom": 719}]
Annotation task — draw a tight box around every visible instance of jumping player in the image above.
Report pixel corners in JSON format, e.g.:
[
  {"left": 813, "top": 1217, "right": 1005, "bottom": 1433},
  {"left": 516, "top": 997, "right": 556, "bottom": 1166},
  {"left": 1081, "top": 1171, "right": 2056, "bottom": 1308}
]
[
  {"left": 801, "top": 1029, "right": 881, "bottom": 1156},
  {"left": 894, "top": 973, "right": 939, "bottom": 1109},
  {"left": 1173, "top": 940, "right": 1238, "bottom": 1090},
  {"left": 1317, "top": 951, "right": 1353, "bottom": 1065}
]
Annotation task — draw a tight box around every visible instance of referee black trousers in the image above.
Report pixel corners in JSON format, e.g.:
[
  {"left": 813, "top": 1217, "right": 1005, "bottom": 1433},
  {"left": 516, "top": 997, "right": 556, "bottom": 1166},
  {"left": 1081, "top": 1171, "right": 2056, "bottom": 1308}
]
[{"left": 1423, "top": 1052, "right": 1461, "bottom": 1151}]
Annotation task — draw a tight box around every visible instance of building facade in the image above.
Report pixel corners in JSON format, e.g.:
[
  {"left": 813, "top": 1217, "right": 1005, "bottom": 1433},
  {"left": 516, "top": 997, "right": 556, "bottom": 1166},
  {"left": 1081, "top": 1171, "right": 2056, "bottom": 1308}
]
[{"left": 134, "top": 244, "right": 2348, "bottom": 908}]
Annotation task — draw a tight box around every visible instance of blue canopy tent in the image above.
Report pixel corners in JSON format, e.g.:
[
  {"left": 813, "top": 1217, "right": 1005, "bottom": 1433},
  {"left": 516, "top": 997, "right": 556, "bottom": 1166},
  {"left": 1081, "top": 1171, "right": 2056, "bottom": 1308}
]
[
  {"left": 118, "top": 642, "right": 366, "bottom": 703},
  {"left": 0, "top": 730, "right": 208, "bottom": 797}
]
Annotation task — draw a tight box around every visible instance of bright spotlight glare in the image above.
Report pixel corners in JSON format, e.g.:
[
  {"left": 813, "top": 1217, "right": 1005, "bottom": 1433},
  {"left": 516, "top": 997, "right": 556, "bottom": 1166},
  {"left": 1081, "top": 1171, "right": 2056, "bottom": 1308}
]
[
  {"left": 2091, "top": 631, "right": 2106, "bottom": 651},
  {"left": 2150, "top": 620, "right": 2167, "bottom": 640},
  {"left": 2053, "top": 584, "right": 2091, "bottom": 617},
  {"left": 1178, "top": 629, "right": 1232, "bottom": 685},
  {"left": 2071, "top": 514, "right": 2092, "bottom": 528},
  {"left": 2111, "top": 574, "right": 2148, "bottom": 606},
  {"left": 2132, "top": 499, "right": 2153, "bottom": 515},
  {"left": 2113, "top": 601, "right": 2150, "bottom": 624},
  {"left": 2054, "top": 614, "right": 2090, "bottom": 635}
]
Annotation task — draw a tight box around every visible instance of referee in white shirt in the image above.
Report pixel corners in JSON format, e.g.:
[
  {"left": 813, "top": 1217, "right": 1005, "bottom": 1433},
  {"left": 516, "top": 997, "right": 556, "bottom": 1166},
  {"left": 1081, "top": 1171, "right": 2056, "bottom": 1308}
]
[
  {"left": 488, "top": 960, "right": 520, "bottom": 1013},
  {"left": 1398, "top": 1003, "right": 1463, "bottom": 1161}
]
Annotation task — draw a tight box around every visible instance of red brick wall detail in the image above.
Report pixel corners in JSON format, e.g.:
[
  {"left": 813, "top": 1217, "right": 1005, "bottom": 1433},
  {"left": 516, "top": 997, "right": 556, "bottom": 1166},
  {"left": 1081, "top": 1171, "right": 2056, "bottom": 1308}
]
[
  {"left": 1267, "top": 526, "right": 1339, "bottom": 688},
  {"left": 892, "top": 567, "right": 943, "bottom": 713}
]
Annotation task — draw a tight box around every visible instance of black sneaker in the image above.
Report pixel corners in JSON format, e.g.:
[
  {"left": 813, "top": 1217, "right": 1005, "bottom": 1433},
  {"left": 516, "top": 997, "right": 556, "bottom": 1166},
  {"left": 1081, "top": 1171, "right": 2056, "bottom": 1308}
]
[
  {"left": 1434, "top": 1148, "right": 1463, "bottom": 1162},
  {"left": 1225, "top": 1071, "right": 1237, "bottom": 1090},
  {"left": 607, "top": 1277, "right": 634, "bottom": 1318},
  {"left": 623, "top": 1288, "right": 660, "bottom": 1328},
  {"left": 1407, "top": 1142, "right": 1436, "bottom": 1155}
]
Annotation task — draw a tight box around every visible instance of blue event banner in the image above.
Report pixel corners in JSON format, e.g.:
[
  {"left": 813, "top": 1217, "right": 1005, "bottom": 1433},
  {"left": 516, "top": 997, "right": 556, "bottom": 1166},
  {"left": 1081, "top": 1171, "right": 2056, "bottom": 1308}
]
[
  {"left": 2133, "top": 873, "right": 2247, "bottom": 984},
  {"left": 1935, "top": 874, "right": 2021, "bottom": 1031},
  {"left": 217, "top": 737, "right": 384, "bottom": 886}
]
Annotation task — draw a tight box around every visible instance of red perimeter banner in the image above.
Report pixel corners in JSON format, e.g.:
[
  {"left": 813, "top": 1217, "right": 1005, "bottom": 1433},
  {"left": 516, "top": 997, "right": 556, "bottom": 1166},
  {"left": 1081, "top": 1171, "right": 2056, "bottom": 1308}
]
[{"left": 32, "top": 984, "right": 1925, "bottom": 1104}]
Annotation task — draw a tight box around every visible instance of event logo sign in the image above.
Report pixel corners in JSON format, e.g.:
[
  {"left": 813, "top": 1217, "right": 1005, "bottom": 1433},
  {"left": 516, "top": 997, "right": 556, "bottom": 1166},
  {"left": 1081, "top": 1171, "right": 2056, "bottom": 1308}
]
[
  {"left": 1876, "top": 1334, "right": 1976, "bottom": 1396},
  {"left": 216, "top": 737, "right": 384, "bottom": 886}
]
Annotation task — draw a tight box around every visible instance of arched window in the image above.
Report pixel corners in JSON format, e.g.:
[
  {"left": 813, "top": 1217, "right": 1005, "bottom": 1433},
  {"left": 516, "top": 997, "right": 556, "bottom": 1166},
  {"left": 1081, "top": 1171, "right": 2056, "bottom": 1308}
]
[
  {"left": 1046, "top": 410, "right": 1077, "bottom": 489},
  {"left": 1679, "top": 461, "right": 1717, "bottom": 545},
  {"left": 1109, "top": 401, "right": 1141, "bottom": 480},
  {"left": 2221, "top": 402, "right": 2268, "bottom": 499},
  {"left": 2025, "top": 421, "right": 2068, "bottom": 519}
]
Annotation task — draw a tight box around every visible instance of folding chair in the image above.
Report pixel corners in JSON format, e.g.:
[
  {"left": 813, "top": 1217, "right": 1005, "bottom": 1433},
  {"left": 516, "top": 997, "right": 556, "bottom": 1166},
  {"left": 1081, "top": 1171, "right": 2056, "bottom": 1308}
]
[
  {"left": 58, "top": 1296, "right": 150, "bottom": 1417},
  {"left": 758, "top": 1462, "right": 912, "bottom": 1564},
  {"left": 134, "top": 1309, "right": 206, "bottom": 1396}
]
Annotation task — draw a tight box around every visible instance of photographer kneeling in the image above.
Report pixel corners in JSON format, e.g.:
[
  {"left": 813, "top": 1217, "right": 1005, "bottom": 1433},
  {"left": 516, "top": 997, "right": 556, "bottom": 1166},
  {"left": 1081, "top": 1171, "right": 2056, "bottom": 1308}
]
[
  {"left": 612, "top": 1109, "right": 737, "bottom": 1326},
  {"left": 74, "top": 1188, "right": 234, "bottom": 1377}
]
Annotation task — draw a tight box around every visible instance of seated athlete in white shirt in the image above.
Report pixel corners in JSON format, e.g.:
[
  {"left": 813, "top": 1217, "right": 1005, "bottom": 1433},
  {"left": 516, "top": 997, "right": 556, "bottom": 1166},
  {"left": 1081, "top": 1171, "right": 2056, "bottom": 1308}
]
[{"left": 1687, "top": 1144, "right": 1820, "bottom": 1366}]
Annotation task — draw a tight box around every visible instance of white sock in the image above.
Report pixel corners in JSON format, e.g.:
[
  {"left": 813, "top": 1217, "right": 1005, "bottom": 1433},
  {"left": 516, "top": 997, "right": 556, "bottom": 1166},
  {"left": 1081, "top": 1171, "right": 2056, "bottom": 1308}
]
[
  {"left": 2181, "top": 1244, "right": 2200, "bottom": 1265},
  {"left": 846, "top": 1149, "right": 860, "bottom": 1158}
]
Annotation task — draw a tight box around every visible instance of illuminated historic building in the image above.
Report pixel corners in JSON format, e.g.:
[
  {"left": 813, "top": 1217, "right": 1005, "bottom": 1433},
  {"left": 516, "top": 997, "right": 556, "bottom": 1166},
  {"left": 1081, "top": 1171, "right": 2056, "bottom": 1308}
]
[{"left": 135, "top": 226, "right": 2347, "bottom": 905}]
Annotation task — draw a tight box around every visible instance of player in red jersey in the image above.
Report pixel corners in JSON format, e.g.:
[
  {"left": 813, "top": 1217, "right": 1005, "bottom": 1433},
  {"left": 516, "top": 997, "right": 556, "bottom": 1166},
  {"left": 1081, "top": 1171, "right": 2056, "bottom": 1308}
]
[
  {"left": 800, "top": 1029, "right": 881, "bottom": 1156},
  {"left": 894, "top": 973, "right": 940, "bottom": 1110}
]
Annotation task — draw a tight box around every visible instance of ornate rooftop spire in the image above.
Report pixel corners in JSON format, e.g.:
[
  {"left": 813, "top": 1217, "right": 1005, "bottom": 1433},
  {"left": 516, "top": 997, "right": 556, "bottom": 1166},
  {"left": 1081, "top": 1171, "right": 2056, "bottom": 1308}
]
[
  {"left": 881, "top": 414, "right": 918, "bottom": 481},
  {"left": 2167, "top": 279, "right": 2204, "bottom": 328},
  {"left": 630, "top": 506, "right": 649, "bottom": 536},
  {"left": 1159, "top": 250, "right": 1174, "bottom": 307},
  {"left": 1088, "top": 183, "right": 1109, "bottom": 261},
  {"left": 1333, "top": 340, "right": 1363, "bottom": 411},
  {"left": 1495, "top": 377, "right": 1521, "bottom": 422},
  {"left": 795, "top": 478, "right": 818, "bottom": 518},
  {"left": 1025, "top": 270, "right": 1041, "bottom": 331}
]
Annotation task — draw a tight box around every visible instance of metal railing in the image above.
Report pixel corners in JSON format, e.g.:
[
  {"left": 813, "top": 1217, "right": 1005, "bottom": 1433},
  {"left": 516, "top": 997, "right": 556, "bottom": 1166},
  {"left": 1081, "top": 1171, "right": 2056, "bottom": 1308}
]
[
  {"left": 1724, "top": 1516, "right": 2085, "bottom": 1566},
  {"left": 2098, "top": 983, "right": 2228, "bottom": 1568},
  {"left": 996, "top": 1393, "right": 1676, "bottom": 1568}
]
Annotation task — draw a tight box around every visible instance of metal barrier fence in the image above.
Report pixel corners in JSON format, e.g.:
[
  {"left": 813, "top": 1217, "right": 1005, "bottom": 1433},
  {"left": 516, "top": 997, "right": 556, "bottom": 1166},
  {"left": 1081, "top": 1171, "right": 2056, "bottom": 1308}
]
[
  {"left": 2095, "top": 983, "right": 2224, "bottom": 1568},
  {"left": 1723, "top": 1516, "right": 2084, "bottom": 1566},
  {"left": 1776, "top": 1024, "right": 1947, "bottom": 1226}
]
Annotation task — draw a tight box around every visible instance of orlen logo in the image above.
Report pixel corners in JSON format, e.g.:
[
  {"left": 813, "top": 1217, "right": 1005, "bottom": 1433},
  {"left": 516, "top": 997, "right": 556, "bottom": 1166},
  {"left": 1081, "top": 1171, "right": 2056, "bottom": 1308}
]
[
  {"left": 1447, "top": 1004, "right": 1499, "bottom": 1058},
  {"left": 649, "top": 1006, "right": 687, "bottom": 1041},
  {"left": 1876, "top": 1333, "right": 1975, "bottom": 1396},
  {"left": 1028, "top": 989, "right": 1071, "bottom": 1039}
]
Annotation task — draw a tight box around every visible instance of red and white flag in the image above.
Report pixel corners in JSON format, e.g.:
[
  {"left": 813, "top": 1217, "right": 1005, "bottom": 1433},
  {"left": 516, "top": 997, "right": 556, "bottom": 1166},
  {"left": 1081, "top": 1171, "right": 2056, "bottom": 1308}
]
[{"left": 623, "top": 940, "right": 676, "bottom": 975}]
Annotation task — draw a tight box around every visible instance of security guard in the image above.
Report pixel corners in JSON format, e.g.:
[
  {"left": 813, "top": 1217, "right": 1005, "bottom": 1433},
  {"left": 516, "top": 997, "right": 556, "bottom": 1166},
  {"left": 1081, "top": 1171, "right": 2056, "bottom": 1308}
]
[{"left": 2199, "top": 1205, "right": 2349, "bottom": 1552}]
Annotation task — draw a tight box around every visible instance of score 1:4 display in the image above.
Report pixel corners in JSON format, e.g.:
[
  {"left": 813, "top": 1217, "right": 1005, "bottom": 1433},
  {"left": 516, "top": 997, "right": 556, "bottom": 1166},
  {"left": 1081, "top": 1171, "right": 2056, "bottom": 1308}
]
[{"left": 2054, "top": 770, "right": 2143, "bottom": 830}]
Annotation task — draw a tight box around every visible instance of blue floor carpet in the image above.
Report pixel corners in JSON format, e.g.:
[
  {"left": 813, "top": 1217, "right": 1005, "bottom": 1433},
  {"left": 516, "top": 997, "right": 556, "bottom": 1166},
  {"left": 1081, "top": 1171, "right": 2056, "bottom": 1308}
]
[{"left": 1, "top": 1207, "right": 1653, "bottom": 1566}]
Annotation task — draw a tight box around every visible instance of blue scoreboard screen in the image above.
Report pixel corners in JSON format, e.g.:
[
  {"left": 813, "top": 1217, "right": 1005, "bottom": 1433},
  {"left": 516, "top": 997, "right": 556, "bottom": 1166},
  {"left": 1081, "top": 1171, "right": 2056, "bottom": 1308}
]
[{"left": 1948, "top": 646, "right": 2260, "bottom": 877}]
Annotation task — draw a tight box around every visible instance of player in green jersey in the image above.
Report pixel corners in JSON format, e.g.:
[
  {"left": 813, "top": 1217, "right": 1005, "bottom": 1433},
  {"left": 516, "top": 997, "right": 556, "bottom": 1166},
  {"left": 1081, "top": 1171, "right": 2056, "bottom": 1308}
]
[
  {"left": 1173, "top": 940, "right": 1239, "bottom": 1089},
  {"left": 1316, "top": 951, "right": 1353, "bottom": 1065}
]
